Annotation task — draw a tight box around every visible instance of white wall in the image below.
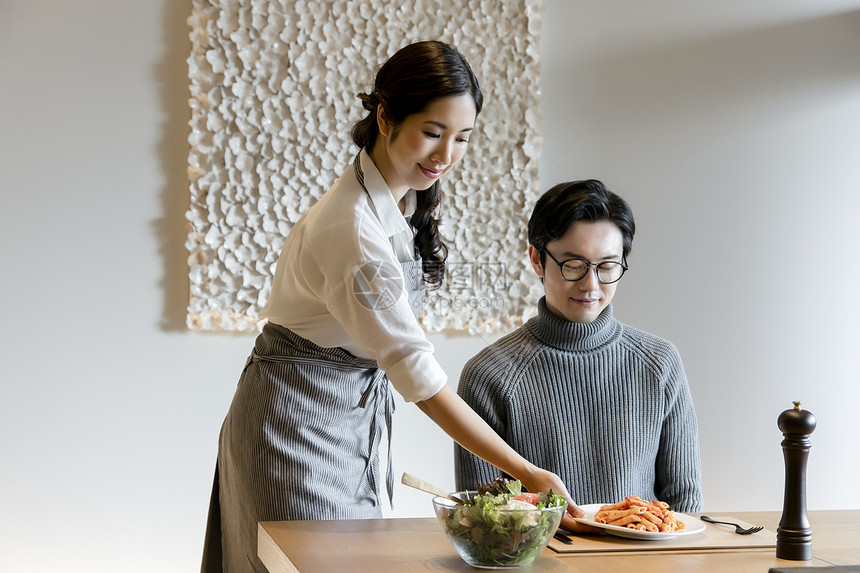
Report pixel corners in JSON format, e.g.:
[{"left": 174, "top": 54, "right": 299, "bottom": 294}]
[
  {"left": 1, "top": 1, "right": 858, "bottom": 571},
  {"left": 535, "top": 0, "right": 860, "bottom": 517}
]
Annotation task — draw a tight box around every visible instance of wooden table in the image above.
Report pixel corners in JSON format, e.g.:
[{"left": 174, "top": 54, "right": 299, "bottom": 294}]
[{"left": 258, "top": 510, "right": 860, "bottom": 572}]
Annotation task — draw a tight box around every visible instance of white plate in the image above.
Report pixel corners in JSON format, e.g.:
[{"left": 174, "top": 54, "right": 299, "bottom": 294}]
[{"left": 572, "top": 503, "right": 706, "bottom": 540}]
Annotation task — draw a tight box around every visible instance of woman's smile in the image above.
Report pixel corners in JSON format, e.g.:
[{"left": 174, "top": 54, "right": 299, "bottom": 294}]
[{"left": 419, "top": 163, "right": 446, "bottom": 179}]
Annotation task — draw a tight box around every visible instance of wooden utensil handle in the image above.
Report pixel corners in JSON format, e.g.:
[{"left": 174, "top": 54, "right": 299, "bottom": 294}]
[{"left": 401, "top": 473, "right": 452, "bottom": 498}]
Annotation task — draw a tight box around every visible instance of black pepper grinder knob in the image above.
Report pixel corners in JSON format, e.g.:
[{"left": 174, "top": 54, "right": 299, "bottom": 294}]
[{"left": 776, "top": 400, "right": 816, "bottom": 561}]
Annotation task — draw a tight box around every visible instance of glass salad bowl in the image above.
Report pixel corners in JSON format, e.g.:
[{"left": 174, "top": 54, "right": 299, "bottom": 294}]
[{"left": 432, "top": 489, "right": 566, "bottom": 569}]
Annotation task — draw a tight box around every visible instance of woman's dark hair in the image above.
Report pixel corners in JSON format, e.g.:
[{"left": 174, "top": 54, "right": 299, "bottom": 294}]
[
  {"left": 528, "top": 179, "right": 636, "bottom": 266},
  {"left": 352, "top": 40, "right": 483, "bottom": 288}
]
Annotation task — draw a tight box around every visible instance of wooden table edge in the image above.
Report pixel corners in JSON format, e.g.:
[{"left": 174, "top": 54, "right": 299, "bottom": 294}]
[{"left": 258, "top": 522, "right": 300, "bottom": 573}]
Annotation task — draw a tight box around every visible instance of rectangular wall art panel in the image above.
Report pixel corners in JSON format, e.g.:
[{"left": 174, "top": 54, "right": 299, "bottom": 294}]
[{"left": 187, "top": 0, "right": 544, "bottom": 333}]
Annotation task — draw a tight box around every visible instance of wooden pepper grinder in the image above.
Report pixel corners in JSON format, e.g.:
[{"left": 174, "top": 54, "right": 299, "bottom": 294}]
[{"left": 776, "top": 400, "right": 816, "bottom": 560}]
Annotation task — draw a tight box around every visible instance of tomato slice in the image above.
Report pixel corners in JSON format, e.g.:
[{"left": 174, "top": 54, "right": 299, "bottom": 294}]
[{"left": 512, "top": 493, "right": 540, "bottom": 505}]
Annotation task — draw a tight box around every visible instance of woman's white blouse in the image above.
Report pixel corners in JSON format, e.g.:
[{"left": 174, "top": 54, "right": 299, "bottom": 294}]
[{"left": 260, "top": 149, "right": 447, "bottom": 403}]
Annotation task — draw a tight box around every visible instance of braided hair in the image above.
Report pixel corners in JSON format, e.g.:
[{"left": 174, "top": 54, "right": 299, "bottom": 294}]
[{"left": 351, "top": 41, "right": 483, "bottom": 288}]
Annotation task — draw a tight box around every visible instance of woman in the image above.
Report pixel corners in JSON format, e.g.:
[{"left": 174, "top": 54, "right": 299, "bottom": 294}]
[{"left": 202, "top": 41, "right": 581, "bottom": 572}]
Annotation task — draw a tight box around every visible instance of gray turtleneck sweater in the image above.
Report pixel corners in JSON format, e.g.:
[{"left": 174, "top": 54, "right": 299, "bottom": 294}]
[{"left": 455, "top": 298, "right": 703, "bottom": 512}]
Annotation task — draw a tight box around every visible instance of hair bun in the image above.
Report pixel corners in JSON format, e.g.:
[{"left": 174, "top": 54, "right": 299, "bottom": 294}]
[{"left": 357, "top": 91, "right": 377, "bottom": 112}]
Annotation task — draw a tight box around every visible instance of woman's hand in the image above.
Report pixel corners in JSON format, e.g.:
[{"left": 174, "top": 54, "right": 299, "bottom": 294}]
[{"left": 516, "top": 466, "right": 601, "bottom": 532}]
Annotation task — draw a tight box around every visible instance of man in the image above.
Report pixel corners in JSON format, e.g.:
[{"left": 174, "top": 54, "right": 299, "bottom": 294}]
[{"left": 455, "top": 179, "right": 703, "bottom": 512}]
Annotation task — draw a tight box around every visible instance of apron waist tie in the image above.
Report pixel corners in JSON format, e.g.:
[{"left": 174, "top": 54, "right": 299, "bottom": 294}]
[{"left": 359, "top": 369, "right": 395, "bottom": 510}]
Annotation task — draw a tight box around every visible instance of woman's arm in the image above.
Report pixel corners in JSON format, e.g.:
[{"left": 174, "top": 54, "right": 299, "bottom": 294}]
[{"left": 416, "top": 385, "right": 588, "bottom": 529}]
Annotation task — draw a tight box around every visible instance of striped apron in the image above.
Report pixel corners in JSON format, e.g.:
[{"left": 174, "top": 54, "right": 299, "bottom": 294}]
[{"left": 202, "top": 160, "right": 426, "bottom": 572}]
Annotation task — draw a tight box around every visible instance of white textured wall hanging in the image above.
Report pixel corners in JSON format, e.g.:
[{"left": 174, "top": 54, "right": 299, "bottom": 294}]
[{"left": 186, "top": 0, "right": 544, "bottom": 334}]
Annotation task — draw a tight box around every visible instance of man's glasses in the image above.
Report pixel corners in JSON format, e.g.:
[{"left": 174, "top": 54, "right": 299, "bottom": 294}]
[{"left": 542, "top": 249, "right": 628, "bottom": 284}]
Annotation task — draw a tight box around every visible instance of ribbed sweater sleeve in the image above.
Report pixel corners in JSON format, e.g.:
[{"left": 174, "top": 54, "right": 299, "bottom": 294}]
[{"left": 454, "top": 299, "right": 703, "bottom": 512}]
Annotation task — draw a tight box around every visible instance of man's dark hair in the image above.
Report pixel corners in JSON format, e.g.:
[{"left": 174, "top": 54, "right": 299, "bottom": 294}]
[{"left": 528, "top": 179, "right": 635, "bottom": 266}]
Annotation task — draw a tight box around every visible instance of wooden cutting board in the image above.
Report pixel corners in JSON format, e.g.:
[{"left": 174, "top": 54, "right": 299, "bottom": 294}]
[{"left": 549, "top": 516, "right": 777, "bottom": 555}]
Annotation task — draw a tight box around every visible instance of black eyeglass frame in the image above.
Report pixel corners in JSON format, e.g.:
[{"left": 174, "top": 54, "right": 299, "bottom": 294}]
[{"left": 541, "top": 249, "right": 629, "bottom": 284}]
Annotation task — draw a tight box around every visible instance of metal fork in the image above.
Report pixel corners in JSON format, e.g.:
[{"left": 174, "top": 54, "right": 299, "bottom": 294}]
[{"left": 700, "top": 515, "right": 764, "bottom": 535}]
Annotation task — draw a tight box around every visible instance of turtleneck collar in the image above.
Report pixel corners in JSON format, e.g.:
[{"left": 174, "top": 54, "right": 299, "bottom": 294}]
[{"left": 526, "top": 297, "right": 621, "bottom": 352}]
